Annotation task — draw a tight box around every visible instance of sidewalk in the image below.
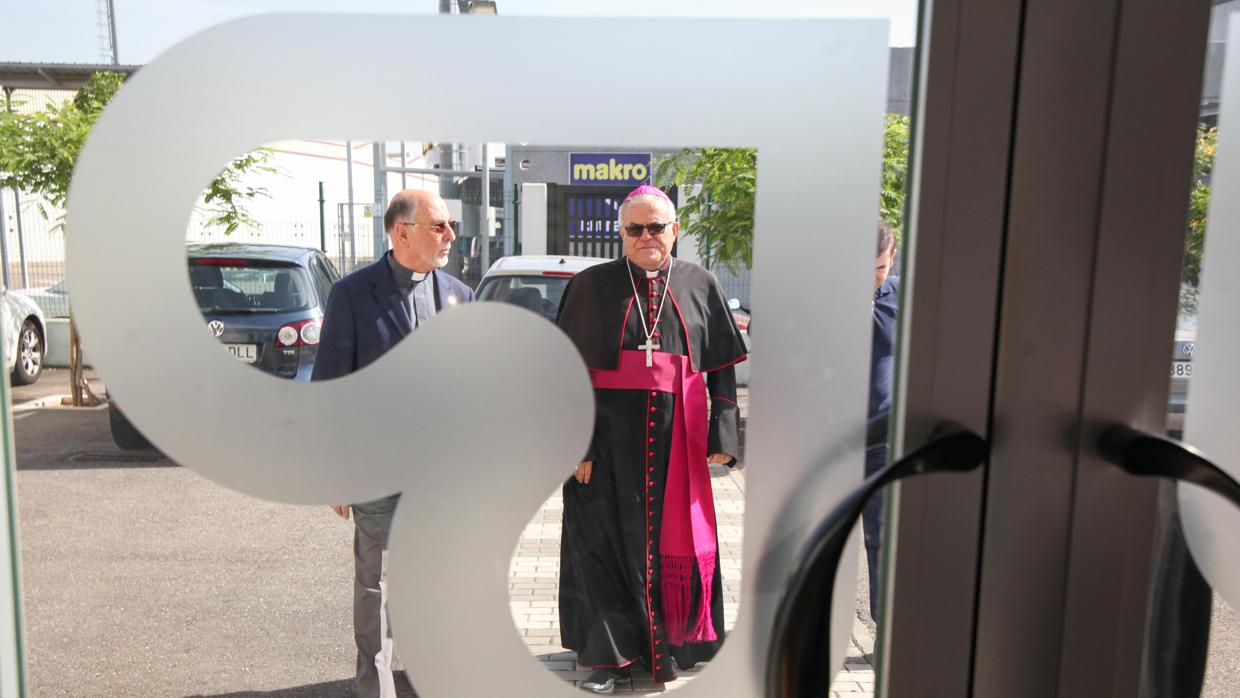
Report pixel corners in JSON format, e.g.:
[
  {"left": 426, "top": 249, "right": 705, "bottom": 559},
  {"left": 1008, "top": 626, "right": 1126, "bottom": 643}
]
[{"left": 507, "top": 455, "right": 877, "bottom": 696}]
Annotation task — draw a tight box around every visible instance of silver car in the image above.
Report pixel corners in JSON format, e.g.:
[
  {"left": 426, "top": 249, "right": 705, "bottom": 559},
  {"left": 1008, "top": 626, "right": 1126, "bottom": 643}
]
[{"left": 1, "top": 286, "right": 46, "bottom": 385}]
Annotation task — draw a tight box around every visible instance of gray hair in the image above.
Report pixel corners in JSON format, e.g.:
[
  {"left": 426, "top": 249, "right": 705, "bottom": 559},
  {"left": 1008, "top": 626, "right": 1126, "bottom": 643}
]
[
  {"left": 618, "top": 194, "right": 677, "bottom": 225},
  {"left": 384, "top": 193, "right": 420, "bottom": 234}
]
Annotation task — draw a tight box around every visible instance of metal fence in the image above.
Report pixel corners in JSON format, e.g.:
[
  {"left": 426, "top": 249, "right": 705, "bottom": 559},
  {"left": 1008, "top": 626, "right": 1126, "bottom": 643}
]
[{"left": 711, "top": 264, "right": 753, "bottom": 309}]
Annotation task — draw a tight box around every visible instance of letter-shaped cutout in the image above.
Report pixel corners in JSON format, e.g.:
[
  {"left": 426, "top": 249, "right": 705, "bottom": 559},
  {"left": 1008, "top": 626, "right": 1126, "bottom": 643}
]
[{"left": 66, "top": 14, "right": 889, "bottom": 697}]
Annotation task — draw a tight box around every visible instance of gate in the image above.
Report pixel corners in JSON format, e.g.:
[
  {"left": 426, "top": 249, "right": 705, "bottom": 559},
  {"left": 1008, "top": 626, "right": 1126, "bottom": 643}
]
[{"left": 546, "top": 184, "right": 676, "bottom": 259}]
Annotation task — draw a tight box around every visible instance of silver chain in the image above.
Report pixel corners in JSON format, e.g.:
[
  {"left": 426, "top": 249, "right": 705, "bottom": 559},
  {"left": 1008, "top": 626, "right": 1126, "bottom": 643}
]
[{"left": 626, "top": 258, "right": 673, "bottom": 343}]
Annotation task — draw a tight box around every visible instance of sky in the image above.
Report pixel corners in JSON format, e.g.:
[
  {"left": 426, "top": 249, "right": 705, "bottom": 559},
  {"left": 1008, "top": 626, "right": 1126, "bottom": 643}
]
[{"left": 2, "top": 0, "right": 920, "bottom": 65}]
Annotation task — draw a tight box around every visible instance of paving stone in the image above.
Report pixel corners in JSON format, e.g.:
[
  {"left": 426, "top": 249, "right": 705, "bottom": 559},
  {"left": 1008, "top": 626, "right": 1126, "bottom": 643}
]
[{"left": 507, "top": 447, "right": 874, "bottom": 697}]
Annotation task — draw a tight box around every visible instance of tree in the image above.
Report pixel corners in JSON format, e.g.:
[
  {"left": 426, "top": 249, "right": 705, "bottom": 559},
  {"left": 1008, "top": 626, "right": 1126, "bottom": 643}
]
[
  {"left": 0, "top": 71, "right": 275, "bottom": 405},
  {"left": 655, "top": 114, "right": 912, "bottom": 273},
  {"left": 1181, "top": 125, "right": 1215, "bottom": 316}
]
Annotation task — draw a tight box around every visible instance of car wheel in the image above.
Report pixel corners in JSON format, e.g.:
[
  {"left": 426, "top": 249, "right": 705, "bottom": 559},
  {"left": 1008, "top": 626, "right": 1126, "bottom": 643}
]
[
  {"left": 11, "top": 318, "right": 43, "bottom": 386},
  {"left": 108, "top": 403, "right": 153, "bottom": 450}
]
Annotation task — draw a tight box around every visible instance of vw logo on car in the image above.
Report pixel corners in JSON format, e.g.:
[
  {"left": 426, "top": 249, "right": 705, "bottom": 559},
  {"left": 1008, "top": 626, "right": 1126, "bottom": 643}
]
[{"left": 207, "top": 320, "right": 225, "bottom": 337}]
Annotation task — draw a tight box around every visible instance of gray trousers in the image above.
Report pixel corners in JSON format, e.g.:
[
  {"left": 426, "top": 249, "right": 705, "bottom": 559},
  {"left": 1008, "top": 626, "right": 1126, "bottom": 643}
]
[{"left": 353, "top": 496, "right": 399, "bottom": 698}]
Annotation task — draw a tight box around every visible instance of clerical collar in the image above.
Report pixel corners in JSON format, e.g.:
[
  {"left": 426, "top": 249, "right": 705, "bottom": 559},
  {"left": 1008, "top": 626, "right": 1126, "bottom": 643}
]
[
  {"left": 627, "top": 258, "right": 670, "bottom": 281},
  {"left": 386, "top": 252, "right": 430, "bottom": 286}
]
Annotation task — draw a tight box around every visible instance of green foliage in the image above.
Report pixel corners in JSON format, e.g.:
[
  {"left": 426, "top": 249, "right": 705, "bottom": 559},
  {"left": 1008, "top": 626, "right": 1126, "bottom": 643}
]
[
  {"left": 880, "top": 114, "right": 910, "bottom": 239},
  {"left": 0, "top": 71, "right": 273, "bottom": 233},
  {"left": 655, "top": 115, "right": 912, "bottom": 271},
  {"left": 202, "top": 150, "right": 279, "bottom": 235},
  {"left": 1180, "top": 125, "right": 1215, "bottom": 315},
  {"left": 654, "top": 148, "right": 756, "bottom": 273}
]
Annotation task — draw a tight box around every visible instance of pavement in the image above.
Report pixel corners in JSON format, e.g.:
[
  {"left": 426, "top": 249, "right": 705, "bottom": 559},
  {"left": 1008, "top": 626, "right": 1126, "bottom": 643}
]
[
  {"left": 6, "top": 372, "right": 879, "bottom": 697},
  {"left": 509, "top": 463, "right": 877, "bottom": 696},
  {"left": 10, "top": 370, "right": 1238, "bottom": 696}
]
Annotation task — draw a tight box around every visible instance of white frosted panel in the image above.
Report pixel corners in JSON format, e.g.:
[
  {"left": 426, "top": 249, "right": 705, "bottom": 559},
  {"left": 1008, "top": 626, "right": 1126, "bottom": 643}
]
[
  {"left": 1183, "top": 14, "right": 1240, "bottom": 610},
  {"left": 65, "top": 14, "right": 888, "bottom": 697}
]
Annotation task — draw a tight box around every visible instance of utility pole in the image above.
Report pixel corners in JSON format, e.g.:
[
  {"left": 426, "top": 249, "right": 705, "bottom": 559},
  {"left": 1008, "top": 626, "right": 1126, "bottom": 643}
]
[
  {"left": 373, "top": 141, "right": 387, "bottom": 260},
  {"left": 97, "top": 0, "right": 119, "bottom": 64},
  {"left": 480, "top": 143, "right": 491, "bottom": 276},
  {"left": 345, "top": 140, "right": 356, "bottom": 271},
  {"left": 107, "top": 0, "right": 119, "bottom": 64}
]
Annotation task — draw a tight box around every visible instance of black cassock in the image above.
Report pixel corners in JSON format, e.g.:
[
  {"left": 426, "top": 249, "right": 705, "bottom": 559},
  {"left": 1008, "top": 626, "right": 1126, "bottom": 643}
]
[{"left": 556, "top": 256, "right": 748, "bottom": 682}]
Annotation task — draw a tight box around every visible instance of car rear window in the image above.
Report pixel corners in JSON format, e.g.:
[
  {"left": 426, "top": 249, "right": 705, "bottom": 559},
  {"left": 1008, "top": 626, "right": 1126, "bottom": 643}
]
[
  {"left": 478, "top": 275, "right": 572, "bottom": 320},
  {"left": 189, "top": 260, "right": 314, "bottom": 314}
]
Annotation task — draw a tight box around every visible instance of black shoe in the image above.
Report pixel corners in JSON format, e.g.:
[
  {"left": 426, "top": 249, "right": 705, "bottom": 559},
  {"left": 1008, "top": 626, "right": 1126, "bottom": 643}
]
[{"left": 580, "top": 668, "right": 632, "bottom": 694}]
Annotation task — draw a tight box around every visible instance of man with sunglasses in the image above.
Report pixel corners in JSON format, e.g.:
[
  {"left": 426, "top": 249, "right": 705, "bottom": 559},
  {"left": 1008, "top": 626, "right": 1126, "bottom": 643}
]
[
  {"left": 313, "top": 188, "right": 474, "bottom": 698},
  {"left": 555, "top": 185, "right": 748, "bottom": 693}
]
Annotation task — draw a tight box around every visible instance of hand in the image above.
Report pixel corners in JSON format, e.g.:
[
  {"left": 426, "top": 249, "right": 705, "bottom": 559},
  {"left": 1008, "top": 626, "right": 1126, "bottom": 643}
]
[
  {"left": 331, "top": 504, "right": 350, "bottom": 520},
  {"left": 708, "top": 453, "right": 735, "bottom": 465},
  {"left": 574, "top": 461, "right": 593, "bottom": 485}
]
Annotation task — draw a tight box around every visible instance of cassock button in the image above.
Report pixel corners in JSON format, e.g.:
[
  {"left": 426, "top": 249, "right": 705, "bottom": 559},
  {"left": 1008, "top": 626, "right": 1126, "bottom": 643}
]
[
  {"left": 650, "top": 407, "right": 657, "bottom": 412},
  {"left": 653, "top": 331, "right": 660, "bottom": 337},
  {"left": 648, "top": 481, "right": 655, "bottom": 487},
  {"left": 649, "top": 438, "right": 655, "bottom": 443},
  {"left": 649, "top": 421, "right": 656, "bottom": 427},
  {"left": 650, "top": 390, "right": 658, "bottom": 396},
  {"left": 656, "top": 653, "right": 663, "bottom": 659},
  {"left": 648, "top": 452, "right": 655, "bottom": 457}
]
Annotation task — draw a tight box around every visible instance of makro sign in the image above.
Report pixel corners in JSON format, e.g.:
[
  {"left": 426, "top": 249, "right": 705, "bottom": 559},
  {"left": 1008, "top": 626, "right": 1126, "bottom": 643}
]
[{"left": 570, "top": 152, "right": 651, "bottom": 186}]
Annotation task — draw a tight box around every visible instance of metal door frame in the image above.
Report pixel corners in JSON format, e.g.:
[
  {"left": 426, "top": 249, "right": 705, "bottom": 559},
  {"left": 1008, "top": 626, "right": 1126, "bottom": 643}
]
[{"left": 884, "top": 0, "right": 1214, "bottom": 695}]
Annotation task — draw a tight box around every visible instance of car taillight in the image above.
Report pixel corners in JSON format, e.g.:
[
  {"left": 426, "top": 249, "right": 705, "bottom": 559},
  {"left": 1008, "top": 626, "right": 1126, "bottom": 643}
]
[
  {"left": 192, "top": 258, "right": 249, "bottom": 266},
  {"left": 275, "top": 319, "right": 321, "bottom": 347}
]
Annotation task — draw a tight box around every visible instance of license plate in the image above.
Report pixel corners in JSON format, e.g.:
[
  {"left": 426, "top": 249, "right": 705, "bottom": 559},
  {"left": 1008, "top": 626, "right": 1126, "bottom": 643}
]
[
  {"left": 226, "top": 343, "right": 258, "bottom": 364},
  {"left": 1170, "top": 360, "right": 1192, "bottom": 378}
]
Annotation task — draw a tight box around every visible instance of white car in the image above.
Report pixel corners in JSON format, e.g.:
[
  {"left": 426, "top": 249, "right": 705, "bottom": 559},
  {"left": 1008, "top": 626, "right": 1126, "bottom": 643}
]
[
  {"left": 476, "top": 255, "right": 750, "bottom": 385},
  {"left": 476, "top": 255, "right": 611, "bottom": 322},
  {"left": 16, "top": 279, "right": 70, "bottom": 318},
  {"left": 1, "top": 286, "right": 47, "bottom": 385}
]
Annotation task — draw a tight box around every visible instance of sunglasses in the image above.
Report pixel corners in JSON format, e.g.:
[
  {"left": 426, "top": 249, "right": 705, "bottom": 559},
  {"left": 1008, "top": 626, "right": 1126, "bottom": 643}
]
[
  {"left": 622, "top": 221, "right": 673, "bottom": 237},
  {"left": 403, "top": 220, "right": 457, "bottom": 234}
]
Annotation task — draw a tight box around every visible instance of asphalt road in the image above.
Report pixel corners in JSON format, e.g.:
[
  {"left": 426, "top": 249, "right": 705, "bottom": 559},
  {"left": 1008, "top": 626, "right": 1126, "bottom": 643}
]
[
  {"left": 6, "top": 370, "right": 1239, "bottom": 696},
  {"left": 13, "top": 406, "right": 405, "bottom": 697}
]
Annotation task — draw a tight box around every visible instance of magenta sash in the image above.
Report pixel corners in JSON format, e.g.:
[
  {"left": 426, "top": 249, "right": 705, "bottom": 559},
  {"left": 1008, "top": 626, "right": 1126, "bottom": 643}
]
[{"left": 590, "top": 350, "right": 719, "bottom": 644}]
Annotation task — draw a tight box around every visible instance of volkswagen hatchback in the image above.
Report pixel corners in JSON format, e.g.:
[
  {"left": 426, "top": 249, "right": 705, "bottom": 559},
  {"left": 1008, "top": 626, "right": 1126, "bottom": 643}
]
[{"left": 110, "top": 243, "right": 340, "bottom": 448}]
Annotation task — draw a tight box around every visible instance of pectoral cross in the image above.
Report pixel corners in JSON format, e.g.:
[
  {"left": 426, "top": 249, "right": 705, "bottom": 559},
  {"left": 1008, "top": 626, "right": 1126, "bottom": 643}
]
[{"left": 639, "top": 339, "right": 660, "bottom": 367}]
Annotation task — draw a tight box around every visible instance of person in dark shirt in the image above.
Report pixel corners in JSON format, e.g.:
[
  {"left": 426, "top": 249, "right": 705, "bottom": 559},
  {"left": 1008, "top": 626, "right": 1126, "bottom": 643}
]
[{"left": 863, "top": 219, "right": 900, "bottom": 627}]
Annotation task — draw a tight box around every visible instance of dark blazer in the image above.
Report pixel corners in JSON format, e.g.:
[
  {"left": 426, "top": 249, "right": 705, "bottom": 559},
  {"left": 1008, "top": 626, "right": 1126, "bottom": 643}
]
[{"left": 312, "top": 253, "right": 475, "bottom": 381}]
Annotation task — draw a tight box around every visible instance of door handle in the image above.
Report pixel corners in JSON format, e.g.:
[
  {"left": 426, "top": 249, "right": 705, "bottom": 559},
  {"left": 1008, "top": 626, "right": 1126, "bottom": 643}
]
[
  {"left": 1097, "top": 424, "right": 1240, "bottom": 509},
  {"left": 1096, "top": 424, "right": 1240, "bottom": 698},
  {"left": 766, "top": 424, "right": 988, "bottom": 698}
]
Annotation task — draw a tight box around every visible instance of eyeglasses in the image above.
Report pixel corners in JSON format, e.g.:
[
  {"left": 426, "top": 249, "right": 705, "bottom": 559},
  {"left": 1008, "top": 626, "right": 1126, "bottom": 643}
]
[
  {"left": 402, "top": 220, "right": 457, "bottom": 234},
  {"left": 622, "top": 221, "right": 674, "bottom": 237}
]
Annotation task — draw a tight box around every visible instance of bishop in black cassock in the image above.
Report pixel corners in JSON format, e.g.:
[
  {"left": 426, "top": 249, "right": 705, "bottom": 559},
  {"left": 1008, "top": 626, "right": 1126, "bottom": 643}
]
[{"left": 555, "top": 185, "right": 748, "bottom": 692}]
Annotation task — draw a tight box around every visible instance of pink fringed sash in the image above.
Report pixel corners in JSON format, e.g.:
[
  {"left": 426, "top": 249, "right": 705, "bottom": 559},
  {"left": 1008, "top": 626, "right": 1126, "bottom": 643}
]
[{"left": 590, "top": 350, "right": 719, "bottom": 644}]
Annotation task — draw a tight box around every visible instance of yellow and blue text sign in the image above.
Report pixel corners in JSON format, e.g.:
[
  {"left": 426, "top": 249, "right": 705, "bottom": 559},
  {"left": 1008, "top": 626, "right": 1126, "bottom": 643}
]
[{"left": 569, "top": 153, "right": 652, "bottom": 186}]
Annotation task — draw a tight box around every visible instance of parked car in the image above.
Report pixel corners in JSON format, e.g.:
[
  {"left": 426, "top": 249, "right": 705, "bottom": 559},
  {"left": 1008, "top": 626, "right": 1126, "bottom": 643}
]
[
  {"left": 476, "top": 255, "right": 611, "bottom": 322},
  {"left": 16, "top": 279, "right": 70, "bottom": 318},
  {"left": 109, "top": 243, "right": 341, "bottom": 449},
  {"left": 1, "top": 285, "right": 46, "bottom": 385},
  {"left": 476, "top": 255, "right": 751, "bottom": 385},
  {"left": 1166, "top": 314, "right": 1196, "bottom": 440}
]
